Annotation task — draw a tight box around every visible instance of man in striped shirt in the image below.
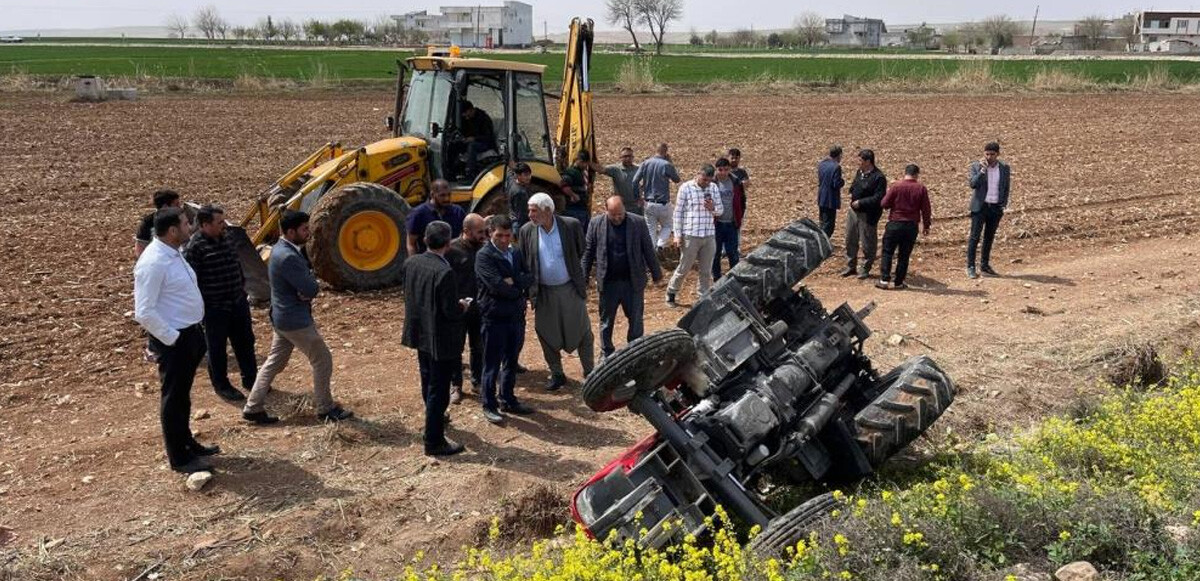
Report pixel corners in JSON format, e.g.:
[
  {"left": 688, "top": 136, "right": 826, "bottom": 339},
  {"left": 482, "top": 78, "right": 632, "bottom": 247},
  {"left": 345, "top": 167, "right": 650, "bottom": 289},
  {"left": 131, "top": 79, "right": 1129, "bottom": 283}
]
[{"left": 666, "top": 164, "right": 724, "bottom": 307}]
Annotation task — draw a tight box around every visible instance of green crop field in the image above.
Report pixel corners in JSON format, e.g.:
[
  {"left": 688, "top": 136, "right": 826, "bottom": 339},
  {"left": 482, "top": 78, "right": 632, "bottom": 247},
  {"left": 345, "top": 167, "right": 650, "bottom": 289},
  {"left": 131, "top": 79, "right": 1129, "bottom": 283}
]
[{"left": 3, "top": 44, "right": 1200, "bottom": 86}]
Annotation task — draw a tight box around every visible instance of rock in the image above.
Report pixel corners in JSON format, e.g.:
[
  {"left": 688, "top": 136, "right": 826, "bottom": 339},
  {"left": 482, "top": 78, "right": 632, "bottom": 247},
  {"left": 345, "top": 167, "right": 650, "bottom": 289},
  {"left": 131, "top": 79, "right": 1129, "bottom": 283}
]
[
  {"left": 81, "top": 475, "right": 95, "bottom": 484},
  {"left": 185, "top": 471, "right": 213, "bottom": 492},
  {"left": 886, "top": 334, "right": 905, "bottom": 346},
  {"left": 1055, "top": 561, "right": 1099, "bottom": 581},
  {"left": 1022, "top": 305, "right": 1046, "bottom": 316},
  {"left": 1167, "top": 524, "right": 1191, "bottom": 544},
  {"left": 299, "top": 450, "right": 317, "bottom": 461},
  {"left": 1010, "top": 258, "right": 1024, "bottom": 264},
  {"left": 1023, "top": 283, "right": 1033, "bottom": 289},
  {"left": 192, "top": 409, "right": 210, "bottom": 420}
]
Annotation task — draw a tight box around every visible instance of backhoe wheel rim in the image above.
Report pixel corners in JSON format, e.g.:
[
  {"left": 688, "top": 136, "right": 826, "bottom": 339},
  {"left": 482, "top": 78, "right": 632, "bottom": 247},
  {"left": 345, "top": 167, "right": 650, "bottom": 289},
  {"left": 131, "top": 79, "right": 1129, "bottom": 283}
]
[{"left": 337, "top": 210, "right": 399, "bottom": 272}]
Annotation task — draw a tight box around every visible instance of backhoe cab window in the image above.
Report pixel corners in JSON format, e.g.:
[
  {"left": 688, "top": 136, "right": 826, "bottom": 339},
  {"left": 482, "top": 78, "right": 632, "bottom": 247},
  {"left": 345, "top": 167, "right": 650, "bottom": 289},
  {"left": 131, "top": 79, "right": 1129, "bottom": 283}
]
[
  {"left": 400, "top": 70, "right": 453, "bottom": 138},
  {"left": 514, "top": 73, "right": 552, "bottom": 163},
  {"left": 448, "top": 73, "right": 506, "bottom": 182}
]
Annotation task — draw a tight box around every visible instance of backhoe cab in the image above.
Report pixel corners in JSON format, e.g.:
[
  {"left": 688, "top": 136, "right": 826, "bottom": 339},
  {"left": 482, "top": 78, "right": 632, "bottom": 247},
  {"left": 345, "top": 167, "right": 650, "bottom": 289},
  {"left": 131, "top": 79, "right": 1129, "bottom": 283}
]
[{"left": 233, "top": 19, "right": 595, "bottom": 299}]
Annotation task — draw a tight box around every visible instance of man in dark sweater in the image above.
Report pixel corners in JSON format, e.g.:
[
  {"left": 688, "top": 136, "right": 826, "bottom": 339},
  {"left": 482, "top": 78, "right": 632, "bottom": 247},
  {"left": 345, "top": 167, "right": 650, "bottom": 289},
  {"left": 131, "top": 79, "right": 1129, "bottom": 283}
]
[
  {"left": 843, "top": 149, "right": 887, "bottom": 279},
  {"left": 183, "top": 205, "right": 257, "bottom": 402},
  {"left": 816, "top": 145, "right": 845, "bottom": 239},
  {"left": 446, "top": 213, "right": 487, "bottom": 404},
  {"left": 583, "top": 196, "right": 663, "bottom": 358},
  {"left": 876, "top": 165, "right": 932, "bottom": 291},
  {"left": 475, "top": 215, "right": 535, "bottom": 424}
]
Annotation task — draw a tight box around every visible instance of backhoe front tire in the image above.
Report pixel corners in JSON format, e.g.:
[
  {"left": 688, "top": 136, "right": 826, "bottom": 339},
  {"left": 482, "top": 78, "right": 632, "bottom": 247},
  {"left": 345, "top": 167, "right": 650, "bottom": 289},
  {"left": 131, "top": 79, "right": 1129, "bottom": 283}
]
[
  {"left": 308, "top": 182, "right": 410, "bottom": 291},
  {"left": 853, "top": 356, "right": 955, "bottom": 468},
  {"left": 582, "top": 329, "right": 695, "bottom": 413}
]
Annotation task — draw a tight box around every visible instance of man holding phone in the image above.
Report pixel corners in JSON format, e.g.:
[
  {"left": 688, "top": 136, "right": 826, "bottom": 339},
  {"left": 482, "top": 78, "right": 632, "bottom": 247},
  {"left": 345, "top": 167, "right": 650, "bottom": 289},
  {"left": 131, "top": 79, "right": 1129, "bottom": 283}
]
[
  {"left": 402, "top": 220, "right": 468, "bottom": 456},
  {"left": 966, "top": 142, "right": 1011, "bottom": 279},
  {"left": 667, "top": 164, "right": 724, "bottom": 307},
  {"left": 446, "top": 213, "right": 488, "bottom": 404}
]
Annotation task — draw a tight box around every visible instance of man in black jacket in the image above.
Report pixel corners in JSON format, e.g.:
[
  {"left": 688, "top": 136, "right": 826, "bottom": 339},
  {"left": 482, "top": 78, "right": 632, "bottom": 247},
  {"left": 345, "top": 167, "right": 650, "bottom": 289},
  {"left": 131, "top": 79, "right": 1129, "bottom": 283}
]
[
  {"left": 183, "top": 205, "right": 258, "bottom": 402},
  {"left": 583, "top": 196, "right": 663, "bottom": 358},
  {"left": 843, "top": 150, "right": 887, "bottom": 279},
  {"left": 966, "top": 141, "right": 1012, "bottom": 279},
  {"left": 475, "top": 215, "right": 536, "bottom": 424},
  {"left": 401, "top": 221, "right": 467, "bottom": 456},
  {"left": 446, "top": 213, "right": 487, "bottom": 404}
]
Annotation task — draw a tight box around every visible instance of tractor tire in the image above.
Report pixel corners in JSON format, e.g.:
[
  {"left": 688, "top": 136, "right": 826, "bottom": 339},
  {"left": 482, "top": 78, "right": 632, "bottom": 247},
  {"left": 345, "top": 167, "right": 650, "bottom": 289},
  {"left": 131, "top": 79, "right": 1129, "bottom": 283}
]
[
  {"left": 582, "top": 328, "right": 696, "bottom": 413},
  {"left": 853, "top": 355, "right": 955, "bottom": 468},
  {"left": 747, "top": 492, "right": 837, "bottom": 557},
  {"left": 308, "top": 182, "right": 410, "bottom": 291},
  {"left": 717, "top": 219, "right": 831, "bottom": 308}
]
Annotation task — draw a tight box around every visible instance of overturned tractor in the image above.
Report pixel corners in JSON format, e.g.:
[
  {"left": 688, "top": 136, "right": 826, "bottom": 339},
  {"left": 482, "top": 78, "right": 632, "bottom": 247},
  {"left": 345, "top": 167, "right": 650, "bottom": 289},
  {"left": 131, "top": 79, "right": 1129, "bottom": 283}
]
[{"left": 571, "top": 218, "right": 954, "bottom": 554}]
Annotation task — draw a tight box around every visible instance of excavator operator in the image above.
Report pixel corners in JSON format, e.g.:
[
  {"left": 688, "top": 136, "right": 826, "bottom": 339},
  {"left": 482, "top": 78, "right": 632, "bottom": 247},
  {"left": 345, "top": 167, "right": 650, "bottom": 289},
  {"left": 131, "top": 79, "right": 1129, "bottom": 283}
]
[{"left": 459, "top": 100, "right": 496, "bottom": 178}]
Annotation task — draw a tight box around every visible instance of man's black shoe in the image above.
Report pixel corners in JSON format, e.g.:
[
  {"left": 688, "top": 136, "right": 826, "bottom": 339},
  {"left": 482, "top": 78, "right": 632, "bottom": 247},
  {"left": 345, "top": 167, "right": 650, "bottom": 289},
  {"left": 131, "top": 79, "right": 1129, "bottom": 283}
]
[
  {"left": 839, "top": 267, "right": 856, "bottom": 277},
  {"left": 317, "top": 407, "right": 354, "bottom": 422},
  {"left": 242, "top": 410, "right": 280, "bottom": 425},
  {"left": 481, "top": 408, "right": 504, "bottom": 424},
  {"left": 856, "top": 271, "right": 872, "bottom": 280},
  {"left": 171, "top": 458, "right": 213, "bottom": 474},
  {"left": 981, "top": 265, "right": 999, "bottom": 277},
  {"left": 515, "top": 364, "right": 529, "bottom": 375},
  {"left": 214, "top": 385, "right": 246, "bottom": 402},
  {"left": 666, "top": 293, "right": 678, "bottom": 308},
  {"left": 501, "top": 402, "right": 535, "bottom": 415},
  {"left": 189, "top": 443, "right": 221, "bottom": 456},
  {"left": 545, "top": 374, "right": 567, "bottom": 392},
  {"left": 893, "top": 282, "right": 909, "bottom": 290},
  {"left": 425, "top": 439, "right": 466, "bottom": 457}
]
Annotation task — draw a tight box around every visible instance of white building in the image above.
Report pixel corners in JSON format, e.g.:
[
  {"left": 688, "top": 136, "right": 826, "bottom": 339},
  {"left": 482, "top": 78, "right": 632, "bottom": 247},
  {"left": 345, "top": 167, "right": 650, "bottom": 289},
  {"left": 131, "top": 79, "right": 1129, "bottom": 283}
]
[
  {"left": 1134, "top": 11, "right": 1200, "bottom": 53},
  {"left": 825, "top": 15, "right": 887, "bottom": 48},
  {"left": 392, "top": 1, "right": 533, "bottom": 48}
]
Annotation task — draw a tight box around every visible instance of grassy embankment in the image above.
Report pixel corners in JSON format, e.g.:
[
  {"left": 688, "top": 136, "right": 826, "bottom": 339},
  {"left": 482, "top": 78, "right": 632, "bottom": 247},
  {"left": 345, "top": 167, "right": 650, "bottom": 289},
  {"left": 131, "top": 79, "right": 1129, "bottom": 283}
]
[{"left": 3, "top": 45, "right": 1200, "bottom": 91}]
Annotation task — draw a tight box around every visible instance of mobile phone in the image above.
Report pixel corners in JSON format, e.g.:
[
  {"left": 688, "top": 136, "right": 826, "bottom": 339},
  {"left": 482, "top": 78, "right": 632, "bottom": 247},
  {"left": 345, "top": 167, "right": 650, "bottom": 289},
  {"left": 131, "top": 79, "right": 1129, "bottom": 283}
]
[{"left": 704, "top": 191, "right": 712, "bottom": 202}]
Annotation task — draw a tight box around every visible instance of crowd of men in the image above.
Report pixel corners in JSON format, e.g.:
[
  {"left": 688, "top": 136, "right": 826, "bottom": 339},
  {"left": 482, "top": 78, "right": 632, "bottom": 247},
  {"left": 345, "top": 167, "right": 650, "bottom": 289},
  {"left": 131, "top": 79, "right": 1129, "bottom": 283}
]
[{"left": 132, "top": 140, "right": 1010, "bottom": 473}]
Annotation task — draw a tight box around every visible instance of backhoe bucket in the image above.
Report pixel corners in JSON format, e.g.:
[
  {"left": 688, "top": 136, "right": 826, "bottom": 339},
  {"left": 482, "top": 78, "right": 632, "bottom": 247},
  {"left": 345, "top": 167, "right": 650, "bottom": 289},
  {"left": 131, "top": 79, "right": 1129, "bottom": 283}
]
[{"left": 227, "top": 225, "right": 271, "bottom": 306}]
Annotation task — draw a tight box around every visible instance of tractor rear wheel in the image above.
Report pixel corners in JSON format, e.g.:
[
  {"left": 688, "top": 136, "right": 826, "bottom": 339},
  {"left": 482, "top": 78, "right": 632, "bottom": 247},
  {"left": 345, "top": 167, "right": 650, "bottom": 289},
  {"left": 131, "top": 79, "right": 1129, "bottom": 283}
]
[
  {"left": 308, "top": 182, "right": 410, "bottom": 291},
  {"left": 582, "top": 328, "right": 695, "bottom": 412},
  {"left": 853, "top": 355, "right": 955, "bottom": 468},
  {"left": 747, "top": 492, "right": 837, "bottom": 557},
  {"left": 715, "top": 219, "right": 831, "bottom": 308}
]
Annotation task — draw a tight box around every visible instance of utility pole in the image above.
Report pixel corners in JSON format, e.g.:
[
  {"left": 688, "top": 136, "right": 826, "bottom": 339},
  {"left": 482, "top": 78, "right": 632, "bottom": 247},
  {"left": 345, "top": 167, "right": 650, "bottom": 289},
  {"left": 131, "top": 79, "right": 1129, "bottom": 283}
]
[
  {"left": 543, "top": 20, "right": 548, "bottom": 42},
  {"left": 1030, "top": 5, "right": 1039, "bottom": 50}
]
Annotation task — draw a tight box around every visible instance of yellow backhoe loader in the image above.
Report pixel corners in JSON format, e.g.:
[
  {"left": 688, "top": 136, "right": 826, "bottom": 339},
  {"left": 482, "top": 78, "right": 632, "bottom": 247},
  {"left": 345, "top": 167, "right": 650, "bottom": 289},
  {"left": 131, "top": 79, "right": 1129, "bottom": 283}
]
[{"left": 232, "top": 18, "right": 596, "bottom": 301}]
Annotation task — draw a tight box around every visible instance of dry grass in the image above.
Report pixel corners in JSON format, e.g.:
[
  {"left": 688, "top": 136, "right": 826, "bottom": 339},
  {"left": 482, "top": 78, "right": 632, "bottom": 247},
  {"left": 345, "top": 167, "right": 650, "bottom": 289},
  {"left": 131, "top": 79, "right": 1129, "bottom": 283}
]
[
  {"left": 1029, "top": 68, "right": 1100, "bottom": 92},
  {"left": 939, "top": 60, "right": 1004, "bottom": 92},
  {"left": 1132, "top": 63, "right": 1175, "bottom": 91},
  {"left": 613, "top": 58, "right": 660, "bottom": 94}
]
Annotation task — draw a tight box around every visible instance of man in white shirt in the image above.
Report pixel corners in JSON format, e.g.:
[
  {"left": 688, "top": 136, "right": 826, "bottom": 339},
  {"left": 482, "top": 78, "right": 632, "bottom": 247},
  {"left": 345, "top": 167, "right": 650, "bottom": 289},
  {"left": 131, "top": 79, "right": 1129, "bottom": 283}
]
[
  {"left": 133, "top": 208, "right": 219, "bottom": 474},
  {"left": 667, "top": 164, "right": 724, "bottom": 307}
]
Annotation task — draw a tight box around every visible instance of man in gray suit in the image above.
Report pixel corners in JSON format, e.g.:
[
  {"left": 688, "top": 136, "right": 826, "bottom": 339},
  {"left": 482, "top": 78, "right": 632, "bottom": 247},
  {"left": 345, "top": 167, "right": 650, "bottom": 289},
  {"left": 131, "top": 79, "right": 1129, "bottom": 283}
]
[
  {"left": 243, "top": 211, "right": 353, "bottom": 424},
  {"left": 518, "top": 192, "right": 593, "bottom": 391},
  {"left": 966, "top": 141, "right": 1012, "bottom": 279},
  {"left": 583, "top": 196, "right": 663, "bottom": 358}
]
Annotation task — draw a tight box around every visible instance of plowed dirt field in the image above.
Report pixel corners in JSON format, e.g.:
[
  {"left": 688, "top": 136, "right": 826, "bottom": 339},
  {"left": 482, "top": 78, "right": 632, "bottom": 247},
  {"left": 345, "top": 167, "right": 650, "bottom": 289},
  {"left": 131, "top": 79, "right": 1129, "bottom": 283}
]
[{"left": 2, "top": 91, "right": 1199, "bottom": 580}]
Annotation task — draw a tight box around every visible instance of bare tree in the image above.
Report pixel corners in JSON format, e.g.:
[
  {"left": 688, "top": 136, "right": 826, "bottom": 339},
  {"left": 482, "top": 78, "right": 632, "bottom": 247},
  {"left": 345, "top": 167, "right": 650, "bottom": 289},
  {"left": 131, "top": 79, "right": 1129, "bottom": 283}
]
[
  {"left": 606, "top": 0, "right": 642, "bottom": 52},
  {"left": 194, "top": 5, "right": 221, "bottom": 40},
  {"left": 278, "top": 19, "right": 300, "bottom": 43},
  {"left": 1114, "top": 13, "right": 1137, "bottom": 49},
  {"left": 794, "top": 11, "right": 827, "bottom": 47},
  {"left": 231, "top": 26, "right": 248, "bottom": 42},
  {"left": 165, "top": 13, "right": 190, "bottom": 39},
  {"left": 258, "top": 16, "right": 278, "bottom": 42},
  {"left": 635, "top": 0, "right": 683, "bottom": 55},
  {"left": 981, "top": 14, "right": 1020, "bottom": 50},
  {"left": 1077, "top": 15, "right": 1108, "bottom": 50},
  {"left": 941, "top": 29, "right": 963, "bottom": 52}
]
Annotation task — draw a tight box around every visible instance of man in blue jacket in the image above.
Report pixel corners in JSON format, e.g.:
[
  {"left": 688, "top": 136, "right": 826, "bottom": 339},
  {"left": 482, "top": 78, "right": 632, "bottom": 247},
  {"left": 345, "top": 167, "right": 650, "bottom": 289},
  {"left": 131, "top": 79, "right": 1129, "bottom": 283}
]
[
  {"left": 475, "top": 214, "right": 535, "bottom": 424},
  {"left": 243, "top": 211, "right": 353, "bottom": 425},
  {"left": 817, "top": 145, "right": 845, "bottom": 239},
  {"left": 966, "top": 142, "right": 1012, "bottom": 279}
]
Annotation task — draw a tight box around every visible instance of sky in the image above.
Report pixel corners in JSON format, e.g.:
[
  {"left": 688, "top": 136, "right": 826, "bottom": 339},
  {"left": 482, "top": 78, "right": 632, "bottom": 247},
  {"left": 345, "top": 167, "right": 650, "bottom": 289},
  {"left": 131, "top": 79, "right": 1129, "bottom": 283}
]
[{"left": 0, "top": 0, "right": 1180, "bottom": 34}]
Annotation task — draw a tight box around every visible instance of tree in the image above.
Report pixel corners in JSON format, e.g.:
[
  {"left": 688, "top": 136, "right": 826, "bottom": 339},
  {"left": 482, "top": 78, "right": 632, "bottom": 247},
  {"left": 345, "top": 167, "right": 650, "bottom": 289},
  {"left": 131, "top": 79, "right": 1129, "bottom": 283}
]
[
  {"left": 278, "top": 19, "right": 300, "bottom": 43},
  {"left": 304, "top": 20, "right": 329, "bottom": 44},
  {"left": 259, "top": 16, "right": 278, "bottom": 42},
  {"left": 606, "top": 0, "right": 641, "bottom": 52},
  {"left": 165, "top": 14, "right": 189, "bottom": 39},
  {"left": 906, "top": 22, "right": 936, "bottom": 49},
  {"left": 981, "top": 14, "right": 1020, "bottom": 50},
  {"left": 704, "top": 29, "right": 720, "bottom": 45},
  {"left": 689, "top": 28, "right": 702, "bottom": 46},
  {"left": 194, "top": 5, "right": 224, "bottom": 40},
  {"left": 767, "top": 32, "right": 783, "bottom": 48},
  {"left": 1077, "top": 15, "right": 1108, "bottom": 50},
  {"left": 231, "top": 26, "right": 248, "bottom": 42},
  {"left": 330, "top": 19, "right": 365, "bottom": 44},
  {"left": 1114, "top": 13, "right": 1137, "bottom": 49},
  {"left": 941, "top": 30, "right": 963, "bottom": 52},
  {"left": 635, "top": 0, "right": 683, "bottom": 55},
  {"left": 795, "top": 12, "right": 827, "bottom": 47}
]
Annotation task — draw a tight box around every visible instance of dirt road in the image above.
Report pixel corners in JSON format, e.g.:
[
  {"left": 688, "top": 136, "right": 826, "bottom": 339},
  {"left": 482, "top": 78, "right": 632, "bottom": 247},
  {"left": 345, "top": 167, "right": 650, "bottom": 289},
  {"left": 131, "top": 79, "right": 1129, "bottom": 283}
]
[{"left": 1, "top": 91, "right": 1198, "bottom": 579}]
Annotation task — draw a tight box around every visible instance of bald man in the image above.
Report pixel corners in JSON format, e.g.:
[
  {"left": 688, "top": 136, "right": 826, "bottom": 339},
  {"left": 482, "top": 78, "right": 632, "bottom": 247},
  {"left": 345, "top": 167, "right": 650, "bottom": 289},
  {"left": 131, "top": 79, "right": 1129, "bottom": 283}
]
[
  {"left": 446, "top": 213, "right": 488, "bottom": 403},
  {"left": 583, "top": 196, "right": 663, "bottom": 358}
]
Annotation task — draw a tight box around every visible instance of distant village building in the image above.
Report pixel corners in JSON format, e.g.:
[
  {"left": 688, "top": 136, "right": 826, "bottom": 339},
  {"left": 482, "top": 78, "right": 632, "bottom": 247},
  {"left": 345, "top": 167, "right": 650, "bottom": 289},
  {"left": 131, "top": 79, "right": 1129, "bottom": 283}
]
[
  {"left": 1133, "top": 11, "right": 1200, "bottom": 53},
  {"left": 824, "top": 15, "right": 887, "bottom": 48},
  {"left": 392, "top": 1, "right": 533, "bottom": 48}
]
